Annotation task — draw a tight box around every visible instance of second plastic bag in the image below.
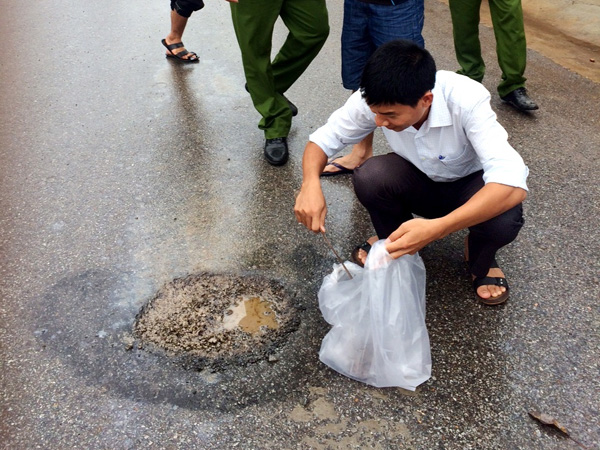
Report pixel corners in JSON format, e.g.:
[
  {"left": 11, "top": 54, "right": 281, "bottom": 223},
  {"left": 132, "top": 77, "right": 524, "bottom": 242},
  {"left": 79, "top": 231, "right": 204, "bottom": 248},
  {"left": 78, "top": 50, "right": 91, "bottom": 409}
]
[{"left": 318, "top": 240, "right": 431, "bottom": 390}]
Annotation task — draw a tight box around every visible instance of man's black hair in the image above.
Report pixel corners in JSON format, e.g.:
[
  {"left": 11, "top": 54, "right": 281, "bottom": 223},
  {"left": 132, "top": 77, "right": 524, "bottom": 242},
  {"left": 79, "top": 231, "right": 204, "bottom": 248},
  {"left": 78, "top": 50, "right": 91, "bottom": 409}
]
[{"left": 360, "top": 39, "right": 436, "bottom": 107}]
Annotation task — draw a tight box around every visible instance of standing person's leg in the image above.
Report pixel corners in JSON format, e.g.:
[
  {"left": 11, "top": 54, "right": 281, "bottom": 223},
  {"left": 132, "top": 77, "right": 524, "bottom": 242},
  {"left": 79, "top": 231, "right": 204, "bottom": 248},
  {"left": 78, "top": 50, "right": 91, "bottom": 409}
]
[
  {"left": 448, "top": 0, "right": 485, "bottom": 82},
  {"left": 341, "top": 0, "right": 373, "bottom": 92},
  {"left": 489, "top": 0, "right": 539, "bottom": 110},
  {"left": 340, "top": 0, "right": 426, "bottom": 93},
  {"left": 230, "top": 0, "right": 294, "bottom": 164},
  {"left": 322, "top": 0, "right": 372, "bottom": 176},
  {"left": 230, "top": 0, "right": 286, "bottom": 138},
  {"left": 370, "top": 0, "right": 425, "bottom": 49},
  {"left": 489, "top": 0, "right": 527, "bottom": 97},
  {"left": 323, "top": 0, "right": 425, "bottom": 176},
  {"left": 162, "top": 0, "right": 204, "bottom": 62},
  {"left": 230, "top": 0, "right": 292, "bottom": 166},
  {"left": 247, "top": 0, "right": 327, "bottom": 166},
  {"left": 272, "top": 0, "right": 330, "bottom": 96}
]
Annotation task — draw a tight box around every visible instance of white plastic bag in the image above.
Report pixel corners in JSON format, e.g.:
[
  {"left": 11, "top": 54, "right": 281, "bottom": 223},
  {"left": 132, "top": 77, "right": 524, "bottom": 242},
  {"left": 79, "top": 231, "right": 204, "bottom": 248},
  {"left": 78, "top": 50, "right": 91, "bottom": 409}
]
[{"left": 318, "top": 240, "right": 431, "bottom": 390}]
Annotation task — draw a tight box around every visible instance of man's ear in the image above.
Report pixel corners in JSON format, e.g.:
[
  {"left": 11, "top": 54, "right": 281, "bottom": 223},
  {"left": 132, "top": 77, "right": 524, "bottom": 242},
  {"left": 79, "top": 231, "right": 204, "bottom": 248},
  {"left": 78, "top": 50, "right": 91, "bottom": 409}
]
[{"left": 421, "top": 91, "right": 433, "bottom": 107}]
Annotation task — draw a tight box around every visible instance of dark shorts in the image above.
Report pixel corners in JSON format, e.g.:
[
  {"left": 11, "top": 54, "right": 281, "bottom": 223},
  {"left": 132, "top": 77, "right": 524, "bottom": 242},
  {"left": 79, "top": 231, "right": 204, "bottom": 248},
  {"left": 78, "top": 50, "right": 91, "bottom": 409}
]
[{"left": 171, "top": 0, "right": 205, "bottom": 18}]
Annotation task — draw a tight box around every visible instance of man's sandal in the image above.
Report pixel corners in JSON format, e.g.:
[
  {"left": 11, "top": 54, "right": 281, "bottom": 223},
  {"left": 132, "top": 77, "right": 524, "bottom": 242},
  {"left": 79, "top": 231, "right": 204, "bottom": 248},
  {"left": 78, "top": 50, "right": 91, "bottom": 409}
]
[
  {"left": 350, "top": 241, "right": 372, "bottom": 268},
  {"left": 466, "top": 235, "right": 509, "bottom": 305},
  {"left": 473, "top": 275, "right": 509, "bottom": 305},
  {"left": 162, "top": 39, "right": 199, "bottom": 63}
]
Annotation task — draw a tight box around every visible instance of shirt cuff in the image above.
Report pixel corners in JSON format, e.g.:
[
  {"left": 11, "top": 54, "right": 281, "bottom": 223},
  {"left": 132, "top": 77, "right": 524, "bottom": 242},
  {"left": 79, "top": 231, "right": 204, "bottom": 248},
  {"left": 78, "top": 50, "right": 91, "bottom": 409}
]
[
  {"left": 483, "top": 164, "right": 529, "bottom": 191},
  {"left": 309, "top": 125, "right": 348, "bottom": 158}
]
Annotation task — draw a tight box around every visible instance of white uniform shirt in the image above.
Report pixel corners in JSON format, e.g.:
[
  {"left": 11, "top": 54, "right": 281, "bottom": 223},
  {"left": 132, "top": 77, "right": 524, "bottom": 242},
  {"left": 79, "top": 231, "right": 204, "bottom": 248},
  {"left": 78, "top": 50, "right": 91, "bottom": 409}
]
[{"left": 309, "top": 70, "right": 529, "bottom": 190}]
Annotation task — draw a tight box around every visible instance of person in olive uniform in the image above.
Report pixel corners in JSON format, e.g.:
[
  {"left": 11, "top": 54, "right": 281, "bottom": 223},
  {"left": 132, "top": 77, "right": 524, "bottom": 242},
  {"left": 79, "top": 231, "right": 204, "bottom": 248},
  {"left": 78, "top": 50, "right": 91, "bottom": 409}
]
[
  {"left": 229, "top": 0, "right": 330, "bottom": 166},
  {"left": 448, "top": 0, "right": 539, "bottom": 112}
]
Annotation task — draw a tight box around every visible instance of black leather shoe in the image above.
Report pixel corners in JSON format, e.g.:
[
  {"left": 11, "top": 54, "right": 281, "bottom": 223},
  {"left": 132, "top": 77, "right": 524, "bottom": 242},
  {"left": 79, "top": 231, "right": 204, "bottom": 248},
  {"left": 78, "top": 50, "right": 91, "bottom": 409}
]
[
  {"left": 285, "top": 97, "right": 298, "bottom": 117},
  {"left": 245, "top": 83, "right": 298, "bottom": 116},
  {"left": 501, "top": 87, "right": 539, "bottom": 112},
  {"left": 264, "top": 137, "right": 289, "bottom": 166}
]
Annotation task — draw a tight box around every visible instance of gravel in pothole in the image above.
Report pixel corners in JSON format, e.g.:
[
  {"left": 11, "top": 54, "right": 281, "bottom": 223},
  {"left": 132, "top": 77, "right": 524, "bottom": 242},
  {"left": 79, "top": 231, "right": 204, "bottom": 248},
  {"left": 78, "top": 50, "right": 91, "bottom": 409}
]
[{"left": 134, "top": 272, "right": 298, "bottom": 366}]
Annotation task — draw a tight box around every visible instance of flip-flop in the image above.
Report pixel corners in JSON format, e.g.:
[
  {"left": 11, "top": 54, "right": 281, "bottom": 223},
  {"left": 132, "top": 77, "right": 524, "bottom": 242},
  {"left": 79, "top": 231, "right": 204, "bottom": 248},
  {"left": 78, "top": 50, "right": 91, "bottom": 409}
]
[
  {"left": 321, "top": 158, "right": 354, "bottom": 177},
  {"left": 162, "top": 39, "right": 199, "bottom": 63},
  {"left": 350, "top": 241, "right": 372, "bottom": 268}
]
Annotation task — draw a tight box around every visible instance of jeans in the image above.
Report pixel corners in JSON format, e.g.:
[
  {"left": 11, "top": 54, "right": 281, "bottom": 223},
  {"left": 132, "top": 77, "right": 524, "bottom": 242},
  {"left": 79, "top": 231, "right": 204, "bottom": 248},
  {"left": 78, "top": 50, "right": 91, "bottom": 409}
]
[{"left": 341, "top": 0, "right": 425, "bottom": 90}]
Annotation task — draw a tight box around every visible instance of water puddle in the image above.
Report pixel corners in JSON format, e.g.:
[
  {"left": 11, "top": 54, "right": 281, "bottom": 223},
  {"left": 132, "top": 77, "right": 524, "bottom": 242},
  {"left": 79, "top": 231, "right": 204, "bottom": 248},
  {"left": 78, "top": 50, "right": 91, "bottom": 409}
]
[{"left": 223, "top": 296, "right": 280, "bottom": 333}]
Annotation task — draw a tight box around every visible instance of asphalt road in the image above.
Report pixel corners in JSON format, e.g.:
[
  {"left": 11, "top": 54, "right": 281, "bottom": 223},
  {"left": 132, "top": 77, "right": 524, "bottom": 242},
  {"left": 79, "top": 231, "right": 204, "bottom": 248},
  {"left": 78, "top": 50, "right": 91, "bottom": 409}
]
[{"left": 1, "top": 1, "right": 599, "bottom": 449}]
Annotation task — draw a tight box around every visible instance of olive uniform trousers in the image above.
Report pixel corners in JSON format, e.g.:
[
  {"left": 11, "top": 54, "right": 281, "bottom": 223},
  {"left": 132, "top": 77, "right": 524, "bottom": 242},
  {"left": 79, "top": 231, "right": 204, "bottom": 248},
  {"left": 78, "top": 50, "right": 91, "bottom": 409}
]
[
  {"left": 230, "top": 0, "right": 329, "bottom": 139},
  {"left": 449, "top": 0, "right": 527, "bottom": 97}
]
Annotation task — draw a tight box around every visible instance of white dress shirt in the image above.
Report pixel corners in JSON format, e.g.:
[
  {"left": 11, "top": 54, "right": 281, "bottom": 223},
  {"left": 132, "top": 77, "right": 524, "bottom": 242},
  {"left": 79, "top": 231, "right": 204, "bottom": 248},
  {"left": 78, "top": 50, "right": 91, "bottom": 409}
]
[{"left": 309, "top": 70, "right": 529, "bottom": 190}]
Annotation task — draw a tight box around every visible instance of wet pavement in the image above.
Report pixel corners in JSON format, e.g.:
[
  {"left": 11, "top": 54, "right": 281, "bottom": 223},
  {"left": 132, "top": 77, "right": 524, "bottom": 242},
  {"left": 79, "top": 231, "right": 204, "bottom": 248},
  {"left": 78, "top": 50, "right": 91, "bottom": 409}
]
[{"left": 1, "top": 1, "right": 599, "bottom": 449}]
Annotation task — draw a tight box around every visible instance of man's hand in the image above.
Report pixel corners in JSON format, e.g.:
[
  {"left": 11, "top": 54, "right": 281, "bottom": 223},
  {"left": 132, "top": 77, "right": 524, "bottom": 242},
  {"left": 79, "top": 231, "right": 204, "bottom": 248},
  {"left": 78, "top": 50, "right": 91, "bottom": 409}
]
[
  {"left": 385, "top": 183, "right": 527, "bottom": 259},
  {"left": 294, "top": 142, "right": 330, "bottom": 233},
  {"left": 294, "top": 182, "right": 327, "bottom": 233},
  {"left": 385, "top": 218, "right": 444, "bottom": 258}
]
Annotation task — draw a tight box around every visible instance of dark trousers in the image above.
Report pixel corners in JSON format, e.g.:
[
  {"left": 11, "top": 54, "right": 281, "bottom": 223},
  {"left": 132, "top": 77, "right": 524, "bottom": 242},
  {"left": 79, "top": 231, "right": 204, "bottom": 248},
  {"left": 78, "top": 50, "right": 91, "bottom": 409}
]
[
  {"left": 353, "top": 153, "right": 524, "bottom": 277},
  {"left": 341, "top": 0, "right": 425, "bottom": 90}
]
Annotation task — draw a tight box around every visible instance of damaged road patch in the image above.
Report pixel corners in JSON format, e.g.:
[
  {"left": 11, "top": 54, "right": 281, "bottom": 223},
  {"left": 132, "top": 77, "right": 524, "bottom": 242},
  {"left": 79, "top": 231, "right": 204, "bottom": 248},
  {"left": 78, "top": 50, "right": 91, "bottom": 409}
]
[
  {"left": 33, "top": 269, "right": 323, "bottom": 411},
  {"left": 135, "top": 272, "right": 299, "bottom": 370}
]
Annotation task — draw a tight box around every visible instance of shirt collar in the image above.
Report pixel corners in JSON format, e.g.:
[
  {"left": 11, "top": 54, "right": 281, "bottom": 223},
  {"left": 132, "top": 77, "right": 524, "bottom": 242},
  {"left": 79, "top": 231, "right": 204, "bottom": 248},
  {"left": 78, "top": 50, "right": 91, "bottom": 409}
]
[{"left": 424, "top": 79, "right": 452, "bottom": 129}]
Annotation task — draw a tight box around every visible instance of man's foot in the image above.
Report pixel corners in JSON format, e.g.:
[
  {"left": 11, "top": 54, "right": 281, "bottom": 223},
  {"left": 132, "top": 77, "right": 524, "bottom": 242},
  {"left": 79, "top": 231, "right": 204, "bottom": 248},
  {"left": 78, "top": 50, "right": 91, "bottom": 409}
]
[
  {"left": 322, "top": 154, "right": 365, "bottom": 175},
  {"left": 350, "top": 236, "right": 378, "bottom": 267},
  {"left": 501, "top": 87, "right": 539, "bottom": 112},
  {"left": 264, "top": 137, "right": 289, "bottom": 166},
  {"left": 320, "top": 157, "right": 354, "bottom": 177},
  {"left": 322, "top": 134, "right": 373, "bottom": 175},
  {"left": 161, "top": 39, "right": 199, "bottom": 63},
  {"left": 465, "top": 234, "right": 509, "bottom": 305},
  {"left": 472, "top": 267, "right": 510, "bottom": 305}
]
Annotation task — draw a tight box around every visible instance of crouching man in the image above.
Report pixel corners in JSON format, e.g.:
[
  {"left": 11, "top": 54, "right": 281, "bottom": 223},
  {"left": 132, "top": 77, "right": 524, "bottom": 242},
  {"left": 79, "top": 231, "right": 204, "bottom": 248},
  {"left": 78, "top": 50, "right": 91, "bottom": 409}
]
[{"left": 294, "top": 39, "right": 528, "bottom": 305}]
